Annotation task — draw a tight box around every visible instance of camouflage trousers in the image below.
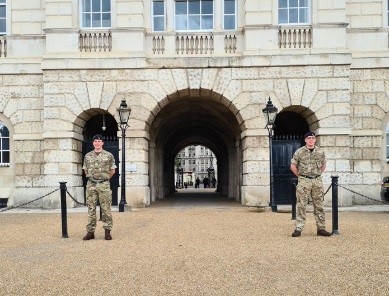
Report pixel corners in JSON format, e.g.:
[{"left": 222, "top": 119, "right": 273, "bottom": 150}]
[
  {"left": 86, "top": 181, "right": 113, "bottom": 233},
  {"left": 295, "top": 176, "right": 326, "bottom": 231}
]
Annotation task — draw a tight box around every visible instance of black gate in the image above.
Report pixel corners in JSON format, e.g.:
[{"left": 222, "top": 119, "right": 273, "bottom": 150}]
[
  {"left": 82, "top": 135, "right": 119, "bottom": 205},
  {"left": 272, "top": 135, "right": 303, "bottom": 205}
]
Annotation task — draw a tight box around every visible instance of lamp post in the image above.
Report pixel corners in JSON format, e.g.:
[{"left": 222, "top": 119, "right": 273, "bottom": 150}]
[
  {"left": 262, "top": 98, "right": 278, "bottom": 212},
  {"left": 117, "top": 99, "right": 131, "bottom": 212}
]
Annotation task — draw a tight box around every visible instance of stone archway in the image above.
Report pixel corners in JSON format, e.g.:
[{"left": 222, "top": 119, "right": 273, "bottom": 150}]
[{"left": 148, "top": 94, "right": 242, "bottom": 204}]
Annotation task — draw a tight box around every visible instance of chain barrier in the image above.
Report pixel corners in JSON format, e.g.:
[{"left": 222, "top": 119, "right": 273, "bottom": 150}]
[
  {"left": 66, "top": 189, "right": 86, "bottom": 206},
  {"left": 338, "top": 184, "right": 387, "bottom": 204},
  {"left": 0, "top": 188, "right": 60, "bottom": 213}
]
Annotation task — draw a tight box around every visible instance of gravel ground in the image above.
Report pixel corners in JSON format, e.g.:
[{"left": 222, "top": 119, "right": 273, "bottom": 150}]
[{"left": 0, "top": 191, "right": 388, "bottom": 296}]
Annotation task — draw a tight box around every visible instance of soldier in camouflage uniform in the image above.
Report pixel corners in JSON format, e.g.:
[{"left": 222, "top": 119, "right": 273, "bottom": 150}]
[
  {"left": 290, "top": 132, "right": 332, "bottom": 237},
  {"left": 82, "top": 134, "right": 117, "bottom": 240}
]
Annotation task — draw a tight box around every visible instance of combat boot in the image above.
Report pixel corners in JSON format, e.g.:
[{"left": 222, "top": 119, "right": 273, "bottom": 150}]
[
  {"left": 83, "top": 232, "right": 95, "bottom": 240},
  {"left": 105, "top": 229, "right": 112, "bottom": 240},
  {"left": 317, "top": 229, "right": 332, "bottom": 236},
  {"left": 292, "top": 229, "right": 301, "bottom": 237}
]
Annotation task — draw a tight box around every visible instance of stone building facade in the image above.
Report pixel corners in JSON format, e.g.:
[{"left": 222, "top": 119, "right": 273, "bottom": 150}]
[{"left": 0, "top": 0, "right": 388, "bottom": 208}]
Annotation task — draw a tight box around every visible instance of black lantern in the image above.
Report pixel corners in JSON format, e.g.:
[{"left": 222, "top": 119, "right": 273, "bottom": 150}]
[
  {"left": 262, "top": 98, "right": 278, "bottom": 212},
  {"left": 117, "top": 99, "right": 131, "bottom": 212}
]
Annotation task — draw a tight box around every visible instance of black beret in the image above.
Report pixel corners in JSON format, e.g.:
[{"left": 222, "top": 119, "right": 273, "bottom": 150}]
[
  {"left": 304, "top": 132, "right": 315, "bottom": 139},
  {"left": 92, "top": 134, "right": 104, "bottom": 141}
]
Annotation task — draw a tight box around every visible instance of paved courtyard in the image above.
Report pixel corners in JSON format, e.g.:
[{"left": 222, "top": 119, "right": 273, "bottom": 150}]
[{"left": 0, "top": 189, "right": 388, "bottom": 296}]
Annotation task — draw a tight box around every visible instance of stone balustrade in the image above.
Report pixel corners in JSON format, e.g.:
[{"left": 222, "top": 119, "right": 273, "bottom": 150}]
[
  {"left": 278, "top": 26, "right": 312, "bottom": 49},
  {"left": 79, "top": 30, "right": 112, "bottom": 52},
  {"left": 0, "top": 36, "right": 6, "bottom": 57}
]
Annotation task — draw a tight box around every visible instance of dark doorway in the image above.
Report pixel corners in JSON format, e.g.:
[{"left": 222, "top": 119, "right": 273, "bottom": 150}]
[
  {"left": 272, "top": 111, "right": 309, "bottom": 206},
  {"left": 82, "top": 113, "right": 119, "bottom": 205}
]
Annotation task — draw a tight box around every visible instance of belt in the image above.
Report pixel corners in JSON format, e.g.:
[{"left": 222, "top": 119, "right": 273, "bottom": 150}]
[
  {"left": 299, "top": 175, "right": 320, "bottom": 179},
  {"left": 88, "top": 179, "right": 109, "bottom": 184}
]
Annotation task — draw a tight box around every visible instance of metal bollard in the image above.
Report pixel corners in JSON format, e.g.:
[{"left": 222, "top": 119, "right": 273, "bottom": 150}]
[
  {"left": 331, "top": 175, "right": 340, "bottom": 235},
  {"left": 60, "top": 182, "right": 69, "bottom": 238}
]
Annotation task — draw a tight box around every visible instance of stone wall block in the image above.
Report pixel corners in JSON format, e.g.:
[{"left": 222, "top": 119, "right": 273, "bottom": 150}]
[
  {"left": 15, "top": 140, "right": 42, "bottom": 152},
  {"left": 243, "top": 148, "right": 263, "bottom": 161},
  {"left": 273, "top": 79, "right": 290, "bottom": 108},
  {"left": 0, "top": 88, "right": 10, "bottom": 111},
  {"left": 325, "top": 147, "right": 350, "bottom": 159},
  {"left": 335, "top": 136, "right": 351, "bottom": 147},
  {"left": 320, "top": 116, "right": 350, "bottom": 129},
  {"left": 242, "top": 136, "right": 261, "bottom": 149},
  {"left": 363, "top": 172, "right": 381, "bottom": 185},
  {"left": 353, "top": 80, "right": 372, "bottom": 93},
  {"left": 300, "top": 79, "right": 318, "bottom": 107},
  {"left": 242, "top": 79, "right": 274, "bottom": 92},
  {"left": 127, "top": 174, "right": 149, "bottom": 186},
  {"left": 353, "top": 105, "right": 371, "bottom": 117},
  {"left": 243, "top": 161, "right": 260, "bottom": 174},
  {"left": 15, "top": 176, "right": 33, "bottom": 187},
  {"left": 45, "top": 150, "right": 77, "bottom": 163},
  {"left": 3, "top": 99, "right": 18, "bottom": 118},
  {"left": 201, "top": 68, "right": 218, "bottom": 90},
  {"left": 80, "top": 70, "right": 114, "bottom": 82},
  {"left": 334, "top": 66, "right": 350, "bottom": 77},
  {"left": 126, "top": 149, "right": 148, "bottom": 162},
  {"left": 213, "top": 68, "right": 232, "bottom": 95},
  {"left": 158, "top": 69, "right": 177, "bottom": 95},
  {"left": 171, "top": 69, "right": 189, "bottom": 91},
  {"left": 335, "top": 160, "right": 351, "bottom": 172},
  {"left": 117, "top": 81, "right": 149, "bottom": 93},
  {"left": 127, "top": 137, "right": 148, "bottom": 151},
  {"left": 280, "top": 66, "right": 312, "bottom": 78},
  {"left": 11, "top": 86, "right": 41, "bottom": 98},
  {"left": 259, "top": 67, "right": 281, "bottom": 79},
  {"left": 231, "top": 68, "right": 260, "bottom": 80},
  {"left": 23, "top": 163, "right": 42, "bottom": 175},
  {"left": 232, "top": 92, "right": 251, "bottom": 111},
  {"left": 44, "top": 107, "right": 60, "bottom": 119},
  {"left": 222, "top": 80, "right": 241, "bottom": 103},
  {"left": 148, "top": 81, "right": 167, "bottom": 104},
  {"left": 376, "top": 93, "right": 389, "bottom": 113},
  {"left": 239, "top": 104, "right": 262, "bottom": 121},
  {"left": 362, "top": 148, "right": 381, "bottom": 160},
  {"left": 243, "top": 172, "right": 268, "bottom": 186},
  {"left": 15, "top": 152, "right": 34, "bottom": 163},
  {"left": 309, "top": 91, "right": 327, "bottom": 112},
  {"left": 44, "top": 163, "right": 59, "bottom": 175},
  {"left": 101, "top": 82, "right": 116, "bottom": 110},
  {"left": 328, "top": 90, "right": 350, "bottom": 103},
  {"left": 65, "top": 94, "right": 84, "bottom": 117},
  {"left": 59, "top": 163, "right": 78, "bottom": 175},
  {"left": 354, "top": 160, "right": 372, "bottom": 172},
  {"left": 74, "top": 83, "right": 91, "bottom": 110},
  {"left": 44, "top": 94, "right": 66, "bottom": 107},
  {"left": 333, "top": 103, "right": 350, "bottom": 115},
  {"left": 188, "top": 69, "right": 202, "bottom": 90},
  {"left": 287, "top": 79, "right": 305, "bottom": 106},
  {"left": 353, "top": 136, "right": 372, "bottom": 148},
  {"left": 87, "top": 82, "right": 103, "bottom": 108},
  {"left": 362, "top": 117, "right": 380, "bottom": 129},
  {"left": 319, "top": 78, "right": 350, "bottom": 91}
]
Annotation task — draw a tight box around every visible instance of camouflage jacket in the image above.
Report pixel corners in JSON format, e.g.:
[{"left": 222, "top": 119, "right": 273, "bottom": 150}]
[
  {"left": 291, "top": 145, "right": 326, "bottom": 176},
  {"left": 83, "top": 150, "right": 116, "bottom": 181}
]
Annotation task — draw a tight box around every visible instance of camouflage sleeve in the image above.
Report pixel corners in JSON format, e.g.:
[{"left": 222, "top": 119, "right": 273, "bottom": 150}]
[
  {"left": 109, "top": 153, "right": 117, "bottom": 170},
  {"left": 291, "top": 149, "right": 300, "bottom": 165}
]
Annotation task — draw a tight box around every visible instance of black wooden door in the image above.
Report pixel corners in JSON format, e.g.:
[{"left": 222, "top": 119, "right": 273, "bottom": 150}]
[
  {"left": 272, "top": 136, "right": 303, "bottom": 205},
  {"left": 82, "top": 136, "right": 119, "bottom": 205}
]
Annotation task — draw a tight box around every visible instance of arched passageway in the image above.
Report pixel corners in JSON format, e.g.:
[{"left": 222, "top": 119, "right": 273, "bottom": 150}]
[{"left": 149, "top": 94, "right": 242, "bottom": 204}]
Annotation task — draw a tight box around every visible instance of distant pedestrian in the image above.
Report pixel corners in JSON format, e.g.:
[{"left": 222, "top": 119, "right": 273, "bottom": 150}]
[
  {"left": 195, "top": 177, "right": 200, "bottom": 188},
  {"left": 203, "top": 177, "right": 209, "bottom": 188},
  {"left": 212, "top": 177, "right": 216, "bottom": 188},
  {"left": 290, "top": 132, "right": 331, "bottom": 237},
  {"left": 82, "top": 134, "right": 116, "bottom": 241}
]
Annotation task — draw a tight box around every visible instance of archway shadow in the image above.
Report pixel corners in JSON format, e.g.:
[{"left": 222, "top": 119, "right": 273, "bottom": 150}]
[{"left": 153, "top": 188, "right": 240, "bottom": 208}]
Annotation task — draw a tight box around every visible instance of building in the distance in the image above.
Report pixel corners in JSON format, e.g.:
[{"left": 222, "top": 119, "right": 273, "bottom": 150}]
[{"left": 175, "top": 145, "right": 217, "bottom": 188}]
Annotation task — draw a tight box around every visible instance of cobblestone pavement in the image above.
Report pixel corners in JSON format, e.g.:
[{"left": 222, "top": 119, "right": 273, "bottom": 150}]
[{"left": 0, "top": 189, "right": 388, "bottom": 296}]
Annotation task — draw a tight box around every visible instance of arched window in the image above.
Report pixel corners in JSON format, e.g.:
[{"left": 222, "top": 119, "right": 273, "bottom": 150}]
[{"left": 0, "top": 122, "right": 10, "bottom": 166}]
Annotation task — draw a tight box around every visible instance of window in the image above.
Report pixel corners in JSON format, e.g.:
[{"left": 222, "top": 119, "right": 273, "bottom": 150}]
[
  {"left": 175, "top": 0, "right": 213, "bottom": 31},
  {"left": 224, "top": 0, "right": 236, "bottom": 30},
  {"left": 81, "top": 0, "right": 111, "bottom": 28},
  {"left": 153, "top": 0, "right": 165, "bottom": 31},
  {"left": 0, "top": 122, "right": 9, "bottom": 165},
  {"left": 278, "top": 0, "right": 310, "bottom": 24},
  {"left": 0, "top": 0, "right": 5, "bottom": 35}
]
